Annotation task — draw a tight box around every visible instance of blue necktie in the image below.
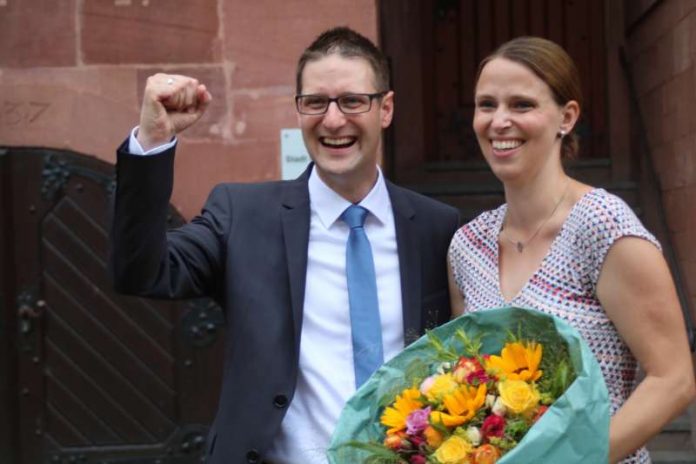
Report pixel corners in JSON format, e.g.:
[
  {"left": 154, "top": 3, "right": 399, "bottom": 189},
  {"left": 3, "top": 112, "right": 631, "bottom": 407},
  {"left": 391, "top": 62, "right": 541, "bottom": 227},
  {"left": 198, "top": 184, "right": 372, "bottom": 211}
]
[{"left": 342, "top": 205, "right": 383, "bottom": 388}]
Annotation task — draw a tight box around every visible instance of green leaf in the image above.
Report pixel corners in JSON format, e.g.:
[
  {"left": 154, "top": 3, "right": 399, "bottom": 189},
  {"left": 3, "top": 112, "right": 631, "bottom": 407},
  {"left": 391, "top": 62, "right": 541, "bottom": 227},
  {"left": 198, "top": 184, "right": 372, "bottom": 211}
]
[
  {"left": 454, "top": 329, "right": 482, "bottom": 357},
  {"left": 426, "top": 330, "right": 459, "bottom": 362},
  {"left": 337, "top": 441, "right": 406, "bottom": 463}
]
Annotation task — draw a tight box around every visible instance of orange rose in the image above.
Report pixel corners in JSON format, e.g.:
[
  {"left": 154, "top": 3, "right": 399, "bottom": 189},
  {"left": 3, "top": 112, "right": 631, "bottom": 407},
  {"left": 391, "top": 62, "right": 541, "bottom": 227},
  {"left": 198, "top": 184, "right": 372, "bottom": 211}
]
[
  {"left": 384, "top": 433, "right": 407, "bottom": 450},
  {"left": 472, "top": 444, "right": 501, "bottom": 464},
  {"left": 423, "top": 426, "right": 444, "bottom": 448}
]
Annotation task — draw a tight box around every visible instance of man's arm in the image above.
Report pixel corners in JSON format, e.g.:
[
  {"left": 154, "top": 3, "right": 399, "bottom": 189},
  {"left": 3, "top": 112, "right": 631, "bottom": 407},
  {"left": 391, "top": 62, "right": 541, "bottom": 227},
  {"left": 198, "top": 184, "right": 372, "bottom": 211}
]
[{"left": 110, "top": 74, "right": 222, "bottom": 299}]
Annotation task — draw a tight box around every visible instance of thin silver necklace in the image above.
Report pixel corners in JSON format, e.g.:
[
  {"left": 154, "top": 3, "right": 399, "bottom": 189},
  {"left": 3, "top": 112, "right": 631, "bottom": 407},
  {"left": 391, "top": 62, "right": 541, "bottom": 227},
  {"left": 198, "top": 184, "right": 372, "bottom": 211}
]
[{"left": 500, "top": 183, "right": 569, "bottom": 253}]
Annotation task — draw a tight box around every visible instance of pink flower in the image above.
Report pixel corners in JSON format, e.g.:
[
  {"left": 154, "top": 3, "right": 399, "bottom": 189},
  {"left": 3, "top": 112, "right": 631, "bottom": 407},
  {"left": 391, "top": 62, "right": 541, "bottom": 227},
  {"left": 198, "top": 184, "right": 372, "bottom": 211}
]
[
  {"left": 481, "top": 414, "right": 506, "bottom": 441},
  {"left": 419, "top": 375, "right": 436, "bottom": 395},
  {"left": 406, "top": 407, "right": 431, "bottom": 435}
]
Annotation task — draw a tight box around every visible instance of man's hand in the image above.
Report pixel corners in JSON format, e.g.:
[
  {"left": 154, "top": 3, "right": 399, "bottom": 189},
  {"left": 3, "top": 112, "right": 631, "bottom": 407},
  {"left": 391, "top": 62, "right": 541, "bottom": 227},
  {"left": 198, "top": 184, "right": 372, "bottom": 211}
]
[{"left": 137, "top": 73, "right": 212, "bottom": 151}]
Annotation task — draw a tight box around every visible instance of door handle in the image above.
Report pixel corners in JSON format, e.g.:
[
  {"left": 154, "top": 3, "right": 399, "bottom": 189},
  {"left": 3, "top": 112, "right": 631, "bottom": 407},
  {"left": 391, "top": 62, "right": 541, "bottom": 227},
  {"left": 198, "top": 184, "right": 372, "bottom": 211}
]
[{"left": 18, "top": 299, "right": 45, "bottom": 334}]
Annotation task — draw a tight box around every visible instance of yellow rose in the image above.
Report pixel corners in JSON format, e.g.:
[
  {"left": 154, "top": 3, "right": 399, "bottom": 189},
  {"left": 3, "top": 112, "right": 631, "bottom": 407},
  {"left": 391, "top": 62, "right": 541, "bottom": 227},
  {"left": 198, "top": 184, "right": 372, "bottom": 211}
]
[
  {"left": 434, "top": 435, "right": 473, "bottom": 464},
  {"left": 498, "top": 380, "right": 540, "bottom": 415}
]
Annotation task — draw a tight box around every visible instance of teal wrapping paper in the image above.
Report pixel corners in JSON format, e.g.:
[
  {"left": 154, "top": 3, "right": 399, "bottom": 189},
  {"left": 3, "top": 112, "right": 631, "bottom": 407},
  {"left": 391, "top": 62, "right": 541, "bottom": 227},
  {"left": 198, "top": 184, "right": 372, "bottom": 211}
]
[{"left": 327, "top": 307, "right": 610, "bottom": 463}]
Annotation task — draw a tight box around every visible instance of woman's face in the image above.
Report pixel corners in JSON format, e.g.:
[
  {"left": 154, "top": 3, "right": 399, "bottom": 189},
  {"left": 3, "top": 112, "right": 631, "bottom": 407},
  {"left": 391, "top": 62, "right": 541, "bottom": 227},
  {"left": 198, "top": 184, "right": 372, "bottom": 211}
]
[{"left": 473, "top": 57, "right": 576, "bottom": 183}]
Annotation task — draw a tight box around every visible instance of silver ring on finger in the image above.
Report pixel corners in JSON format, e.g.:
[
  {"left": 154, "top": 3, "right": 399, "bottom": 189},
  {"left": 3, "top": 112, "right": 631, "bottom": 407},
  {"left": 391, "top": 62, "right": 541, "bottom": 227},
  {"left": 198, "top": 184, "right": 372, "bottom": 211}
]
[{"left": 166, "top": 78, "right": 174, "bottom": 85}]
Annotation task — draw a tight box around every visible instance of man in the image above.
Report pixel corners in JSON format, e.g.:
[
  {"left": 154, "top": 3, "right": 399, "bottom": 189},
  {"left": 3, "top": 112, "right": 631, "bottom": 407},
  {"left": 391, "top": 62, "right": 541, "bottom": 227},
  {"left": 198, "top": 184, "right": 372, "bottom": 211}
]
[{"left": 111, "top": 27, "right": 459, "bottom": 463}]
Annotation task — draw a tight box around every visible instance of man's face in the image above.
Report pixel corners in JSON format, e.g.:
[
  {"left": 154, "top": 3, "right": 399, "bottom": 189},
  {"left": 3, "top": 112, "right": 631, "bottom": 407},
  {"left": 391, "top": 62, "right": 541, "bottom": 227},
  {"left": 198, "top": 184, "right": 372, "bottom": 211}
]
[{"left": 297, "top": 54, "right": 394, "bottom": 202}]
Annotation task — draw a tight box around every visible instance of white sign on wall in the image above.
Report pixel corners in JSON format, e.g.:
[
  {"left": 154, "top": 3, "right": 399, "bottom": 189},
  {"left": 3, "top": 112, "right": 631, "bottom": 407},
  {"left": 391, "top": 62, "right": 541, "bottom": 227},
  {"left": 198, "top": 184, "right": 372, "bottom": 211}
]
[{"left": 280, "top": 129, "right": 311, "bottom": 180}]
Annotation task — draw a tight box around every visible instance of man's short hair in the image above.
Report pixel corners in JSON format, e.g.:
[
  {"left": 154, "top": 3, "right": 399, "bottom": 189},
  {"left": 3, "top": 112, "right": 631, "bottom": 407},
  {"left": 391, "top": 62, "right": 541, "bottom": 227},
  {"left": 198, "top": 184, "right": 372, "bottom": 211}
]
[{"left": 295, "top": 26, "right": 390, "bottom": 94}]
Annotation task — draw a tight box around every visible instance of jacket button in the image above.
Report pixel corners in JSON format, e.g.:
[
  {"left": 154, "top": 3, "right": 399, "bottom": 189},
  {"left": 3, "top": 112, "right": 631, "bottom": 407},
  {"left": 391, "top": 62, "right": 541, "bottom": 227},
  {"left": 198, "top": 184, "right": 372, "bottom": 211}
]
[
  {"left": 246, "top": 449, "right": 260, "bottom": 463},
  {"left": 273, "top": 394, "right": 288, "bottom": 408}
]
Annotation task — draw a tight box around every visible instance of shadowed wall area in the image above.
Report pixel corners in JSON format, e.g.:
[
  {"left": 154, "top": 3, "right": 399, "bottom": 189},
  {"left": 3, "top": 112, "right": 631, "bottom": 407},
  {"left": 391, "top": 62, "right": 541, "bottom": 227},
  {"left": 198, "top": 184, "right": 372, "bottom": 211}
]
[{"left": 0, "top": 0, "right": 377, "bottom": 219}]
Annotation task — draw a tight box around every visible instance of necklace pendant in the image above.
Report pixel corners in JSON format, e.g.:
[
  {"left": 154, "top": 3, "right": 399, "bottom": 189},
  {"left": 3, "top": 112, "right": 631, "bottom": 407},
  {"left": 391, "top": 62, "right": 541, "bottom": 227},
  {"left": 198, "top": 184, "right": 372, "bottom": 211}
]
[{"left": 516, "top": 242, "right": 524, "bottom": 253}]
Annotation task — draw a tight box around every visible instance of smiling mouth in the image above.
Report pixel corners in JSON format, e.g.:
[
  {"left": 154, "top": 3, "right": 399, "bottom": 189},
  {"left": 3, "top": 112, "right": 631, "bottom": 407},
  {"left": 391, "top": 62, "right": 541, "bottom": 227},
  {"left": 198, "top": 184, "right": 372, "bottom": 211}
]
[
  {"left": 491, "top": 139, "right": 524, "bottom": 151},
  {"left": 320, "top": 136, "right": 357, "bottom": 149}
]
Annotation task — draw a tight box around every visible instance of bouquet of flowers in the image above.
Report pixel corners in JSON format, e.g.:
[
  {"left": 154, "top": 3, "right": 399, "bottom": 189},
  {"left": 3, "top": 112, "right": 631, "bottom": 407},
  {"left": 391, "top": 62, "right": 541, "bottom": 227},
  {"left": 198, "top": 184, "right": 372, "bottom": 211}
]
[{"left": 327, "top": 307, "right": 609, "bottom": 464}]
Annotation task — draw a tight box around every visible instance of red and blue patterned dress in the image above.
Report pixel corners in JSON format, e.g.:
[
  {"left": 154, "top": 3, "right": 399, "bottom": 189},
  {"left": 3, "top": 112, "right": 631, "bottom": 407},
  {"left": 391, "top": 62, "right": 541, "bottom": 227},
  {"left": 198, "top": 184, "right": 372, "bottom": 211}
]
[{"left": 449, "top": 188, "right": 659, "bottom": 464}]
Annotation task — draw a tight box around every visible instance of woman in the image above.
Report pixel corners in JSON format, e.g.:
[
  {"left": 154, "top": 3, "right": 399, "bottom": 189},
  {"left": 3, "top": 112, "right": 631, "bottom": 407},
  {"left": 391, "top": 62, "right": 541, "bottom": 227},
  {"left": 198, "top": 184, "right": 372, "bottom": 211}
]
[{"left": 448, "top": 36, "right": 695, "bottom": 463}]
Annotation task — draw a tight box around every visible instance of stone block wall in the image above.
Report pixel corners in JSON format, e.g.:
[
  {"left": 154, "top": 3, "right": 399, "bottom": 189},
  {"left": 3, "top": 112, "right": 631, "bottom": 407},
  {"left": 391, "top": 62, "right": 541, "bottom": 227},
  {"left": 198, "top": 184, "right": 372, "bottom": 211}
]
[
  {"left": 0, "top": 0, "right": 377, "bottom": 218},
  {"left": 624, "top": 0, "right": 696, "bottom": 319}
]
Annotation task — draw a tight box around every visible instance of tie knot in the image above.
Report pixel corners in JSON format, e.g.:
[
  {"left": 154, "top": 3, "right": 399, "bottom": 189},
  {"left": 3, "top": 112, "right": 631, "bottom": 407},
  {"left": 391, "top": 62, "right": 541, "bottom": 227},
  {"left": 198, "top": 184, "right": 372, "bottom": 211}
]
[{"left": 342, "top": 205, "right": 369, "bottom": 229}]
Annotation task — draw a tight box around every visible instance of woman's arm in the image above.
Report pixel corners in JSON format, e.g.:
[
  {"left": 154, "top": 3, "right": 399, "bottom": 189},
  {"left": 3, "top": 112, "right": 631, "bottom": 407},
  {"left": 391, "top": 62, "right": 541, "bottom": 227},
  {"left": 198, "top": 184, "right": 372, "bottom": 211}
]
[
  {"left": 447, "top": 257, "right": 466, "bottom": 318},
  {"left": 597, "top": 237, "right": 696, "bottom": 463}
]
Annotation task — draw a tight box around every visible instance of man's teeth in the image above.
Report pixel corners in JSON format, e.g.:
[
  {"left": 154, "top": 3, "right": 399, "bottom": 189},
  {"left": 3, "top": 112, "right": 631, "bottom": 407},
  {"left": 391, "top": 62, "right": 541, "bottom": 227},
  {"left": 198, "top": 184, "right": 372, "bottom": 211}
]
[
  {"left": 323, "top": 137, "right": 353, "bottom": 146},
  {"left": 492, "top": 140, "right": 523, "bottom": 150}
]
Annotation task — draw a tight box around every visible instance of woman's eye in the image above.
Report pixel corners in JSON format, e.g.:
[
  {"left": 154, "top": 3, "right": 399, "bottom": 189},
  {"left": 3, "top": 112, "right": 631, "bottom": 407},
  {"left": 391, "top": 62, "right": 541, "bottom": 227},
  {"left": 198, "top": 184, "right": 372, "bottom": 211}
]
[
  {"left": 476, "top": 100, "right": 496, "bottom": 109},
  {"left": 513, "top": 100, "right": 535, "bottom": 110}
]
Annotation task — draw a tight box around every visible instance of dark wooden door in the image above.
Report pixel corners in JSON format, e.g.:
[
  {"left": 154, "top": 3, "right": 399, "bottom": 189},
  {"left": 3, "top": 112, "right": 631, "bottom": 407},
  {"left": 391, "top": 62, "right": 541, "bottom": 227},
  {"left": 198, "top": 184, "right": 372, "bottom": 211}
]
[
  {"left": 381, "top": 0, "right": 607, "bottom": 183},
  {"left": 1, "top": 147, "right": 224, "bottom": 464}
]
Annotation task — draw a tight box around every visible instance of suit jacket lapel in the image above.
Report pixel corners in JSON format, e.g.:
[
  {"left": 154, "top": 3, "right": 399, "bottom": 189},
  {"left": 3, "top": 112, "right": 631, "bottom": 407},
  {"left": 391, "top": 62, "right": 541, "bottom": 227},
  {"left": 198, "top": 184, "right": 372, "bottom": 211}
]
[
  {"left": 281, "top": 166, "right": 312, "bottom": 351},
  {"left": 387, "top": 182, "right": 422, "bottom": 346}
]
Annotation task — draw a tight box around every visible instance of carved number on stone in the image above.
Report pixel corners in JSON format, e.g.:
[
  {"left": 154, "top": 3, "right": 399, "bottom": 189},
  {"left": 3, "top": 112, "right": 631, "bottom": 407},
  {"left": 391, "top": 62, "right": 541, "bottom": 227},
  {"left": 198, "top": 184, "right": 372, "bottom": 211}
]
[
  {"left": 113, "top": 0, "right": 150, "bottom": 6},
  {"left": 2, "top": 101, "right": 50, "bottom": 126}
]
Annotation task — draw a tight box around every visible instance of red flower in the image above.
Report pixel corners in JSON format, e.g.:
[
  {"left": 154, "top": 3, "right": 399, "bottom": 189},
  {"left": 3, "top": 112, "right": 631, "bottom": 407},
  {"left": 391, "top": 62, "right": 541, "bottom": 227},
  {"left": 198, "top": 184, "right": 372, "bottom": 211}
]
[
  {"left": 409, "top": 434, "right": 426, "bottom": 447},
  {"left": 466, "top": 370, "right": 492, "bottom": 384},
  {"left": 454, "top": 356, "right": 492, "bottom": 384},
  {"left": 481, "top": 414, "right": 506, "bottom": 441},
  {"left": 410, "top": 455, "right": 427, "bottom": 464},
  {"left": 533, "top": 405, "right": 549, "bottom": 423}
]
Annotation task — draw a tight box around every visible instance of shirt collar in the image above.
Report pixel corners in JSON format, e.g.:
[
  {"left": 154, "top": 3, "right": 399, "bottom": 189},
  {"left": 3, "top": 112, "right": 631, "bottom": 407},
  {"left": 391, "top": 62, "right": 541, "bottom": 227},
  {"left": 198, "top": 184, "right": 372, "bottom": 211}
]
[{"left": 308, "top": 165, "right": 392, "bottom": 229}]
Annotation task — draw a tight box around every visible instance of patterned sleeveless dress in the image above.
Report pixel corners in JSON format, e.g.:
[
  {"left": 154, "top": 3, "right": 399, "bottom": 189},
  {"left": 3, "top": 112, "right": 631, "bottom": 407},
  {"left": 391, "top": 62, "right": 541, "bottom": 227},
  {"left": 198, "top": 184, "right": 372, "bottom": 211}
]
[{"left": 448, "top": 188, "right": 660, "bottom": 464}]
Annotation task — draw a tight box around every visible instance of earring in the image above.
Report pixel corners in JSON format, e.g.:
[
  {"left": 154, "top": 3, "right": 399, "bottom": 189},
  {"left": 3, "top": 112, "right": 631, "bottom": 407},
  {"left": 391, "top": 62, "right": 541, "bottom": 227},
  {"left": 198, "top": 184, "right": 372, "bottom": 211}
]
[{"left": 558, "top": 129, "right": 567, "bottom": 138}]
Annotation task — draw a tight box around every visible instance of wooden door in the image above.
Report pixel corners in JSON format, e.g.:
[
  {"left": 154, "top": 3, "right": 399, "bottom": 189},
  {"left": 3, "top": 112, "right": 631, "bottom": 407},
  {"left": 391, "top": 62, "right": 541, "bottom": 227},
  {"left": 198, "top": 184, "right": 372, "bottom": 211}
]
[
  {"left": 1, "top": 147, "right": 224, "bottom": 464},
  {"left": 381, "top": 0, "right": 608, "bottom": 183}
]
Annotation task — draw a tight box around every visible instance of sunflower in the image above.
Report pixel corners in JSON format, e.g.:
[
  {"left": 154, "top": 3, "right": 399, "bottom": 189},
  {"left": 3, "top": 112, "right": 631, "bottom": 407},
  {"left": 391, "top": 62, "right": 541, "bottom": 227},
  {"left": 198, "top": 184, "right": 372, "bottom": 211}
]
[
  {"left": 380, "top": 388, "right": 424, "bottom": 434},
  {"left": 423, "top": 372, "right": 460, "bottom": 402},
  {"left": 430, "top": 383, "right": 487, "bottom": 427},
  {"left": 485, "top": 341, "right": 543, "bottom": 382}
]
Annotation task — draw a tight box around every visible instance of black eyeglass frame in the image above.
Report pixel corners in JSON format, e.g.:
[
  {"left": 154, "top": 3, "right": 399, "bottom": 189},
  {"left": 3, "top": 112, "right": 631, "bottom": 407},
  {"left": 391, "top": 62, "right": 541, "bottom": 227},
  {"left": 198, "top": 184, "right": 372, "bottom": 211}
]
[{"left": 294, "top": 91, "right": 388, "bottom": 115}]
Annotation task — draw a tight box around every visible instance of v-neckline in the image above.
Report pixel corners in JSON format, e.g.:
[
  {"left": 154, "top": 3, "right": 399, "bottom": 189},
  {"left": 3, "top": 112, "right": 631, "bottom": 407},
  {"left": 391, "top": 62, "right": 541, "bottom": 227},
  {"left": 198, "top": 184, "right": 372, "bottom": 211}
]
[{"left": 494, "top": 188, "right": 598, "bottom": 304}]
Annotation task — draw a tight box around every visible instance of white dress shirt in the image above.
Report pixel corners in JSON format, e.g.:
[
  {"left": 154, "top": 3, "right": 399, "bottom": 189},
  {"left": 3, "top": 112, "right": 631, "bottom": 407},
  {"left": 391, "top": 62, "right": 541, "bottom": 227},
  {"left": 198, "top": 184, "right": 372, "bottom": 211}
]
[
  {"left": 266, "top": 166, "right": 403, "bottom": 464},
  {"left": 127, "top": 130, "right": 404, "bottom": 463},
  {"left": 127, "top": 127, "right": 176, "bottom": 155}
]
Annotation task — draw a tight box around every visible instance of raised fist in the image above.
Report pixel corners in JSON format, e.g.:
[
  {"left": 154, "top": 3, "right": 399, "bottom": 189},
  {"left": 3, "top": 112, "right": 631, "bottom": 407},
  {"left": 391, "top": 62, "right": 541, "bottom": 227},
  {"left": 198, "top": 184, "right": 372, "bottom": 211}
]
[{"left": 137, "top": 73, "right": 212, "bottom": 151}]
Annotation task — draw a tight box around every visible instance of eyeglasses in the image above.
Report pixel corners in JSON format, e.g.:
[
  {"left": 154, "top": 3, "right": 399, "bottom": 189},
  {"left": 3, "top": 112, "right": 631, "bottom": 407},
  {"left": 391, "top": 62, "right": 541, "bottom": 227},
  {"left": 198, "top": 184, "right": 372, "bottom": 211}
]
[{"left": 295, "top": 92, "right": 387, "bottom": 115}]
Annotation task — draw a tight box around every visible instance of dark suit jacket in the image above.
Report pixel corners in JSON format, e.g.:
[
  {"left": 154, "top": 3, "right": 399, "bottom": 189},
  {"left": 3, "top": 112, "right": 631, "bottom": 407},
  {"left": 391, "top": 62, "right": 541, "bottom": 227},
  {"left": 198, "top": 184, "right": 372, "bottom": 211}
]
[{"left": 110, "top": 141, "right": 460, "bottom": 464}]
